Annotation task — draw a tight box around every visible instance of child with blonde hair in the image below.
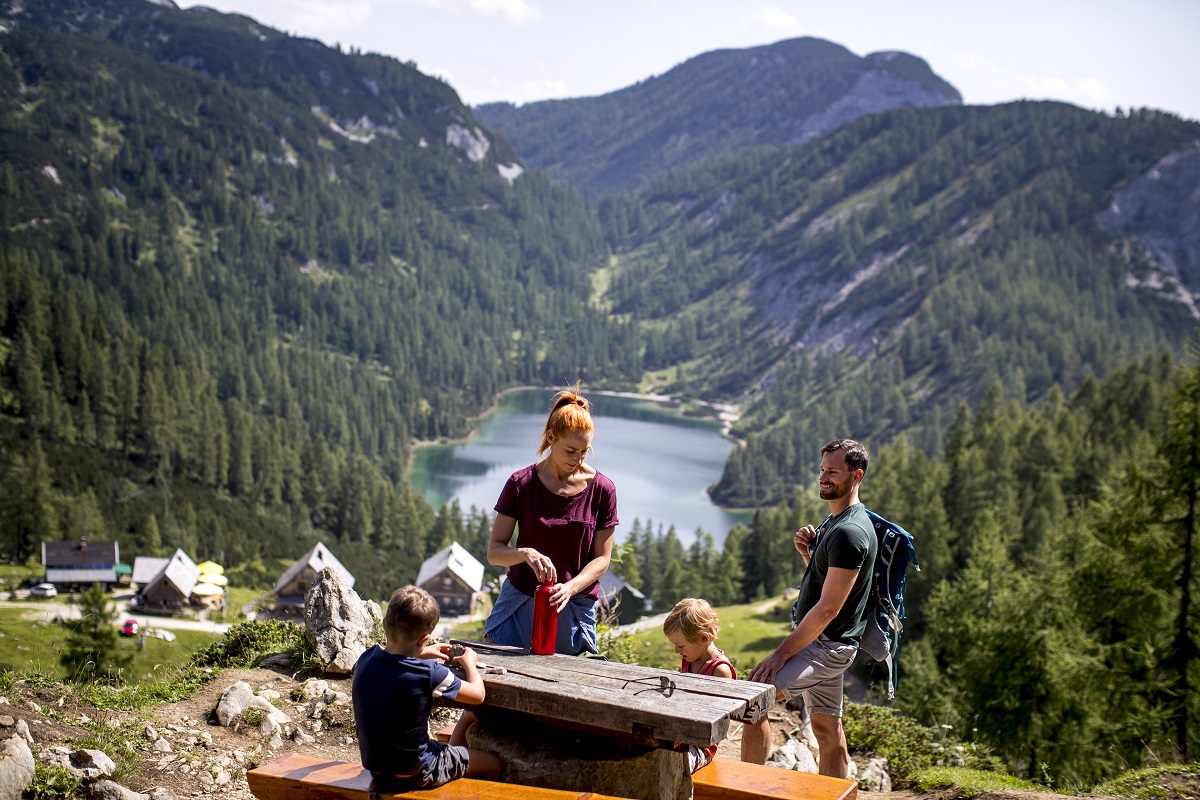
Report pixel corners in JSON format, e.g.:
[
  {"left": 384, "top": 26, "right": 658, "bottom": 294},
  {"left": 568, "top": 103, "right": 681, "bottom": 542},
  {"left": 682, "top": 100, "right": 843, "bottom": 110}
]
[{"left": 663, "top": 597, "right": 736, "bottom": 771}]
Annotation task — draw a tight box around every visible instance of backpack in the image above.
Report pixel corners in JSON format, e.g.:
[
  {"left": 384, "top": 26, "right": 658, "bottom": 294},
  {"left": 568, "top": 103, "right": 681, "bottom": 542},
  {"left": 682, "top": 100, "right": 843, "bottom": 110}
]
[{"left": 860, "top": 510, "right": 919, "bottom": 701}]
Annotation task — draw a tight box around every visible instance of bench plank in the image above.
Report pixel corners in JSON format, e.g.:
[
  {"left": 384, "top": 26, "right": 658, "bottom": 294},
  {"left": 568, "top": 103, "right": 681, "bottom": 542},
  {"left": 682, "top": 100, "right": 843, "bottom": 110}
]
[
  {"left": 692, "top": 757, "right": 858, "bottom": 800},
  {"left": 247, "top": 753, "right": 626, "bottom": 800}
]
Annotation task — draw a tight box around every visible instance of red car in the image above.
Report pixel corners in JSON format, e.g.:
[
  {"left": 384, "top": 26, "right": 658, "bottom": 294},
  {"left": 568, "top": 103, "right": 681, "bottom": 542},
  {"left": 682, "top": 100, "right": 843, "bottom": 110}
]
[{"left": 119, "top": 619, "right": 139, "bottom": 637}]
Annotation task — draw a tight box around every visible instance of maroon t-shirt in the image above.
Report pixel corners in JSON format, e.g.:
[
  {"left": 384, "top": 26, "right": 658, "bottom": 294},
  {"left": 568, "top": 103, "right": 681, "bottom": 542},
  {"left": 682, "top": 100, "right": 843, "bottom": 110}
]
[{"left": 494, "top": 464, "right": 620, "bottom": 599}]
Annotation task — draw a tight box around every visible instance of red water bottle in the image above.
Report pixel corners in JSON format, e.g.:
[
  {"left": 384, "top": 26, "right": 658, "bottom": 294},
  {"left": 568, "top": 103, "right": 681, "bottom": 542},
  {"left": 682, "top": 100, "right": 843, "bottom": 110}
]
[{"left": 531, "top": 583, "right": 558, "bottom": 655}]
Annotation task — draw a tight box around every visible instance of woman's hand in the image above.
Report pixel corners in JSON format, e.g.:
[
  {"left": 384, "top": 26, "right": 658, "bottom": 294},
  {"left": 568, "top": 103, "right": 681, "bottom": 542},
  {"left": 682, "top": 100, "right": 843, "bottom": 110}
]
[
  {"left": 547, "top": 581, "right": 578, "bottom": 612},
  {"left": 521, "top": 547, "right": 558, "bottom": 584}
]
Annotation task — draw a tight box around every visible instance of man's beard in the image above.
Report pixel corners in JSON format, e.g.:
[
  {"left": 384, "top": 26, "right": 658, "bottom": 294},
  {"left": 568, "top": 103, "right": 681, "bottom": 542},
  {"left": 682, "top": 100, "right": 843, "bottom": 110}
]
[{"left": 819, "top": 476, "right": 854, "bottom": 500}]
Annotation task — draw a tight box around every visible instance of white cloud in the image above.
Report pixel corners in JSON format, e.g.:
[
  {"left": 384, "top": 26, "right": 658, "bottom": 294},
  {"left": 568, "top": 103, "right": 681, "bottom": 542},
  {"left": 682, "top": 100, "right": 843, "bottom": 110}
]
[
  {"left": 742, "top": 6, "right": 803, "bottom": 36},
  {"left": 248, "top": 0, "right": 373, "bottom": 36},
  {"left": 950, "top": 52, "right": 1112, "bottom": 110},
  {"left": 469, "top": 0, "right": 539, "bottom": 23}
]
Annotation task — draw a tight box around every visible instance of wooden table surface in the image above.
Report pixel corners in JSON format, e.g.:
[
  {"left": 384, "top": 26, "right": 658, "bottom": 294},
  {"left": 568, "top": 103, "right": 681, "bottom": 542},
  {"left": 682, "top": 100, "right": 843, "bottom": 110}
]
[{"left": 447, "top": 640, "right": 774, "bottom": 750}]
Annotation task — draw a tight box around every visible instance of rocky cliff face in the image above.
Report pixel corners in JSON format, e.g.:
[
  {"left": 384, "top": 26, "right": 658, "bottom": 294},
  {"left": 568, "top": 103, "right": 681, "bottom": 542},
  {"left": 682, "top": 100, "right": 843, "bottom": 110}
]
[
  {"left": 800, "top": 52, "right": 965, "bottom": 140},
  {"left": 1100, "top": 141, "right": 1200, "bottom": 319}
]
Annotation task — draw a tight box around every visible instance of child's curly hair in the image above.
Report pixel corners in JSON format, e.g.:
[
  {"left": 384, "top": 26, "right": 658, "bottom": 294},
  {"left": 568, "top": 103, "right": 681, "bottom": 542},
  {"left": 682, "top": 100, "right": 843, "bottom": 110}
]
[{"left": 663, "top": 597, "right": 720, "bottom": 642}]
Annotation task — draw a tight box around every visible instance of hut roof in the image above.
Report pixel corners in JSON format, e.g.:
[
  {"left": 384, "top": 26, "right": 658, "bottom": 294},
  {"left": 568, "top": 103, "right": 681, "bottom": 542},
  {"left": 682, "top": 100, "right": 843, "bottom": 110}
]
[
  {"left": 416, "top": 542, "right": 484, "bottom": 593},
  {"left": 273, "top": 542, "right": 354, "bottom": 595}
]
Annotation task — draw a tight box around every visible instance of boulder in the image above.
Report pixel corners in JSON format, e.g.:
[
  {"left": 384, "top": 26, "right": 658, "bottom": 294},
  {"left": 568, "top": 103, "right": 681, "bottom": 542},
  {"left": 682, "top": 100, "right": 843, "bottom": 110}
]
[
  {"left": 859, "top": 757, "right": 891, "bottom": 792},
  {"left": 214, "top": 681, "right": 291, "bottom": 729},
  {"left": 304, "top": 567, "right": 382, "bottom": 676},
  {"left": 0, "top": 734, "right": 34, "bottom": 800},
  {"left": 766, "top": 737, "right": 818, "bottom": 773},
  {"left": 470, "top": 714, "right": 690, "bottom": 800},
  {"left": 41, "top": 747, "right": 116, "bottom": 780},
  {"left": 86, "top": 780, "right": 148, "bottom": 800}
]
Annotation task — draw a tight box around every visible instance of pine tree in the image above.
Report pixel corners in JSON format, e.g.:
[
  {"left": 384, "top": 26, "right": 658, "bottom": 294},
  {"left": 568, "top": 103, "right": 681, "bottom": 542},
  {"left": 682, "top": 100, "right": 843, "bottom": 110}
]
[{"left": 61, "top": 583, "right": 132, "bottom": 682}]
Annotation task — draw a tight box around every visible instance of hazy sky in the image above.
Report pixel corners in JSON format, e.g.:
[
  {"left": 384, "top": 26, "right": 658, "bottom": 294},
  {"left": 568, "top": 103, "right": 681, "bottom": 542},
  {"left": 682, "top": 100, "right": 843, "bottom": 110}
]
[{"left": 184, "top": 0, "right": 1200, "bottom": 121}]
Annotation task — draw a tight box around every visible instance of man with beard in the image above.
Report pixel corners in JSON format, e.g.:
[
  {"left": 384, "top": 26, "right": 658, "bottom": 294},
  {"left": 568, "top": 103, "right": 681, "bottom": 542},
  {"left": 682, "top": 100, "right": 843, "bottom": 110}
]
[{"left": 741, "top": 439, "right": 876, "bottom": 778}]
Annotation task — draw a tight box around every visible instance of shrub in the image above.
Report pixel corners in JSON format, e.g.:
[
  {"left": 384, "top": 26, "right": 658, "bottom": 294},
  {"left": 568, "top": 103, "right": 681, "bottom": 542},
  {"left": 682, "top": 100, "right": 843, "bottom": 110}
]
[
  {"left": 843, "top": 702, "right": 1003, "bottom": 783},
  {"left": 26, "top": 766, "right": 82, "bottom": 800},
  {"left": 190, "top": 620, "right": 304, "bottom": 669}
]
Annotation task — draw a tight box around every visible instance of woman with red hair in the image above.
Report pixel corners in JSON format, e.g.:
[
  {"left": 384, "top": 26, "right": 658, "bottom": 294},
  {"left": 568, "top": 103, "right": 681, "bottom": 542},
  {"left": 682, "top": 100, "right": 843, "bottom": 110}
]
[{"left": 481, "top": 383, "right": 620, "bottom": 655}]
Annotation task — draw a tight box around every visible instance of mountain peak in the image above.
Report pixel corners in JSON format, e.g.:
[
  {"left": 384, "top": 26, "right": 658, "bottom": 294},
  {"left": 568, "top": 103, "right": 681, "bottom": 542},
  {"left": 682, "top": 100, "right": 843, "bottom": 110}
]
[{"left": 474, "top": 37, "right": 961, "bottom": 197}]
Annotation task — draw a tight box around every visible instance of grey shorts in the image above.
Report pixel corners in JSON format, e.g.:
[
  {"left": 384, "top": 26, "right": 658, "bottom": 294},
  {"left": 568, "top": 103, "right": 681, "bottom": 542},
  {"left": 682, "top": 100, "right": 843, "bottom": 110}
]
[
  {"left": 372, "top": 740, "right": 470, "bottom": 791},
  {"left": 773, "top": 634, "right": 857, "bottom": 717}
]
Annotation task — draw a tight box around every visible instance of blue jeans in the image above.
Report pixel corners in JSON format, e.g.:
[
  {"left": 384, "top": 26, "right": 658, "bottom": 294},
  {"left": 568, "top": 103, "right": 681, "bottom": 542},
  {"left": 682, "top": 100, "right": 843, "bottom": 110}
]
[{"left": 484, "top": 580, "right": 598, "bottom": 655}]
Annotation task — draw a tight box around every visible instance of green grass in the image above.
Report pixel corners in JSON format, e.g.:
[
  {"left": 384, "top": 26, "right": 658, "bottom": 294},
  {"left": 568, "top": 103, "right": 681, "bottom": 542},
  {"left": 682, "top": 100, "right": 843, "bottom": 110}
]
[
  {"left": 626, "top": 597, "right": 793, "bottom": 674},
  {"left": 0, "top": 607, "right": 219, "bottom": 681},
  {"left": 914, "top": 766, "right": 1043, "bottom": 796},
  {"left": 1092, "top": 764, "right": 1200, "bottom": 800},
  {"left": 0, "top": 563, "right": 43, "bottom": 587}
]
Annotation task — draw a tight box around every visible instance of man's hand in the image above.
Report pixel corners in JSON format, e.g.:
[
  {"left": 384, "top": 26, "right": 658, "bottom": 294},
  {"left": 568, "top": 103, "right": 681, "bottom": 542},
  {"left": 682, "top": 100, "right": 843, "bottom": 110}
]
[
  {"left": 747, "top": 650, "right": 788, "bottom": 686},
  {"left": 794, "top": 524, "right": 818, "bottom": 558}
]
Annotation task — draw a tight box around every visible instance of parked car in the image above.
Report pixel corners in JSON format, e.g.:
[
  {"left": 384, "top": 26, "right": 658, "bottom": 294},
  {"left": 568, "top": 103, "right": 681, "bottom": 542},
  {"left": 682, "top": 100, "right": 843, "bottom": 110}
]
[
  {"left": 28, "top": 583, "right": 57, "bottom": 598},
  {"left": 119, "top": 619, "right": 139, "bottom": 637}
]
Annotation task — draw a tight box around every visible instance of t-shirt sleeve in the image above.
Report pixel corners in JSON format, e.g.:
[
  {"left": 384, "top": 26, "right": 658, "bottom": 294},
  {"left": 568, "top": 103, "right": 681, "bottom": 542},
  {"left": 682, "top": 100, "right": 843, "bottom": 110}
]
[
  {"left": 430, "top": 662, "right": 461, "bottom": 701},
  {"left": 494, "top": 472, "right": 522, "bottom": 519},
  {"left": 826, "top": 526, "right": 870, "bottom": 571},
  {"left": 597, "top": 477, "right": 619, "bottom": 530}
]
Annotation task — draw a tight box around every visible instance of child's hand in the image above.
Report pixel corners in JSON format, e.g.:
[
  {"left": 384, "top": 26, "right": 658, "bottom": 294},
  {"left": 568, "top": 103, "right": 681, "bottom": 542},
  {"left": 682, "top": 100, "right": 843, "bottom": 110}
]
[
  {"left": 422, "top": 642, "right": 452, "bottom": 662},
  {"left": 454, "top": 646, "right": 479, "bottom": 671}
]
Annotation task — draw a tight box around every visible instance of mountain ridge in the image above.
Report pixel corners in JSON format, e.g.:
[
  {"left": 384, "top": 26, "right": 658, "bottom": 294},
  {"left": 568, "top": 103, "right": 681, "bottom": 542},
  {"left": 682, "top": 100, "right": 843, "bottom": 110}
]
[{"left": 475, "top": 36, "right": 962, "bottom": 197}]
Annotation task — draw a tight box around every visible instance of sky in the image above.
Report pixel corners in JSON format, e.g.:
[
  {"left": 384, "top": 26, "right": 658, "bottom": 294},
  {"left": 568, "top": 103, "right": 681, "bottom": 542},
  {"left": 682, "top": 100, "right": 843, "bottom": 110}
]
[{"left": 183, "top": 0, "right": 1200, "bottom": 122}]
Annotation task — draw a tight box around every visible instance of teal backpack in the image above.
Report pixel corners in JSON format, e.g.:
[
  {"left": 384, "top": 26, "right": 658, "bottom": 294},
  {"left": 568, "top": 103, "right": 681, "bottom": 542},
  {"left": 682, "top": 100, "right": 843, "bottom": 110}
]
[{"left": 860, "top": 510, "right": 919, "bottom": 701}]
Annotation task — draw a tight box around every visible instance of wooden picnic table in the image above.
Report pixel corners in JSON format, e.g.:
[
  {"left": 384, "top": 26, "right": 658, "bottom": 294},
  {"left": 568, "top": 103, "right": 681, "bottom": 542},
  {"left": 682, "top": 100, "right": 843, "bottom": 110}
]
[{"left": 447, "top": 640, "right": 774, "bottom": 750}]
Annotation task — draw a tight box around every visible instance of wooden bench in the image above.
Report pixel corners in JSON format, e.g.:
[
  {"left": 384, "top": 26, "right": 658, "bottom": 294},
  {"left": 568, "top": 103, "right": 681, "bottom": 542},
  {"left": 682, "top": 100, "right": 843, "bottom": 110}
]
[
  {"left": 246, "top": 752, "right": 630, "bottom": 800},
  {"left": 249, "top": 752, "right": 859, "bottom": 800},
  {"left": 693, "top": 757, "right": 858, "bottom": 800}
]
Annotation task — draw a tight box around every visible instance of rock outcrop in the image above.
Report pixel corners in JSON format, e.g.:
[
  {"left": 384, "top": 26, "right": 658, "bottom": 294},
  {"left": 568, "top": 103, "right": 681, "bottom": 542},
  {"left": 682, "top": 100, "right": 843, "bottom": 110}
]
[
  {"left": 304, "top": 566, "right": 382, "bottom": 676},
  {"left": 41, "top": 746, "right": 116, "bottom": 779},
  {"left": 0, "top": 734, "right": 34, "bottom": 800}
]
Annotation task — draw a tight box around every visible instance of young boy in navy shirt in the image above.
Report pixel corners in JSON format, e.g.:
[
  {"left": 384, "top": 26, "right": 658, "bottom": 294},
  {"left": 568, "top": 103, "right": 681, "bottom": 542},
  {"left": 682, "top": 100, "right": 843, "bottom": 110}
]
[{"left": 352, "top": 585, "right": 501, "bottom": 790}]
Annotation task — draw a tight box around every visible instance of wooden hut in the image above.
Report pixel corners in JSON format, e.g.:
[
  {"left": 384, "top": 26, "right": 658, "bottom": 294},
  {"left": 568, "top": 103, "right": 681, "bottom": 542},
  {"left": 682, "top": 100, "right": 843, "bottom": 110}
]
[
  {"left": 134, "top": 549, "right": 199, "bottom": 614},
  {"left": 416, "top": 542, "right": 484, "bottom": 616},
  {"left": 42, "top": 539, "right": 120, "bottom": 589},
  {"left": 597, "top": 572, "right": 647, "bottom": 626}
]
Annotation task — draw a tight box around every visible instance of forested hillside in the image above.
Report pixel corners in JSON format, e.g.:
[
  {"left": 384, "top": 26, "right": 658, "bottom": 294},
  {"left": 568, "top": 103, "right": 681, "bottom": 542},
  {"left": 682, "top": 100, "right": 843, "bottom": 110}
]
[
  {"left": 615, "top": 353, "right": 1200, "bottom": 782},
  {"left": 593, "top": 102, "right": 1200, "bottom": 506},
  {"left": 476, "top": 37, "right": 960, "bottom": 198},
  {"left": 0, "top": 0, "right": 639, "bottom": 597}
]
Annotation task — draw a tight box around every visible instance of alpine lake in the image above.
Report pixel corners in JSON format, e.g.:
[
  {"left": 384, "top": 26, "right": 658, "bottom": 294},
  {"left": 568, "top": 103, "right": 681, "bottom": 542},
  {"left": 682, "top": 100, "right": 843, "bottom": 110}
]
[{"left": 407, "top": 389, "right": 751, "bottom": 546}]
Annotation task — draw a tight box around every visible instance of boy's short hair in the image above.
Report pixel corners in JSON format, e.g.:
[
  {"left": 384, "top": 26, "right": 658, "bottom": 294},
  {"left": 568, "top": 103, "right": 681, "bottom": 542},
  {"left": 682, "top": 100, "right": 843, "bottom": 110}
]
[
  {"left": 384, "top": 585, "right": 441, "bottom": 643},
  {"left": 663, "top": 597, "right": 720, "bottom": 642}
]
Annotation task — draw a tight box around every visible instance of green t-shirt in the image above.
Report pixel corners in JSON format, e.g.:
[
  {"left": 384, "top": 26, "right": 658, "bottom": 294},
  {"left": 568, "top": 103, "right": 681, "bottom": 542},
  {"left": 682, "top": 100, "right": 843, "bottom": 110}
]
[{"left": 792, "top": 503, "right": 877, "bottom": 645}]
